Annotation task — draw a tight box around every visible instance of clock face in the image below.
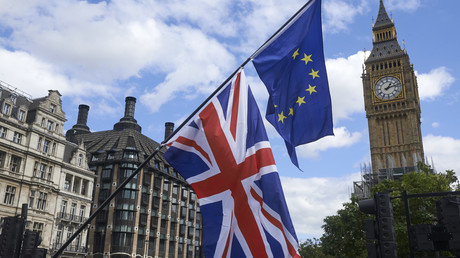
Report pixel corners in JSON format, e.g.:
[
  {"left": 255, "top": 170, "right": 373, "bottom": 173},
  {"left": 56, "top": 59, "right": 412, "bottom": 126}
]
[{"left": 374, "top": 76, "right": 402, "bottom": 100}]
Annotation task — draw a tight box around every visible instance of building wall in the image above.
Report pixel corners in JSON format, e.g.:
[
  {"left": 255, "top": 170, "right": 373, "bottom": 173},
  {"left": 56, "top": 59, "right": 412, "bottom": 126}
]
[{"left": 0, "top": 83, "right": 95, "bottom": 257}]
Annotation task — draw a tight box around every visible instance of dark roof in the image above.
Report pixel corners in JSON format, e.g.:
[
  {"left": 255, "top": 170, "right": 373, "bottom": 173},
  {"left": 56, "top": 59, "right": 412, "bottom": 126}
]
[
  {"left": 365, "top": 38, "right": 404, "bottom": 63},
  {"left": 373, "top": 0, "right": 393, "bottom": 30}
]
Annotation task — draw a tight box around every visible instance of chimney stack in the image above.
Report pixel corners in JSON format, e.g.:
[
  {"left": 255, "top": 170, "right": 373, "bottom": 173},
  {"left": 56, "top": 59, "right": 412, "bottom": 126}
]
[
  {"left": 113, "top": 96, "right": 141, "bottom": 132},
  {"left": 77, "top": 104, "right": 90, "bottom": 126},
  {"left": 65, "top": 104, "right": 91, "bottom": 143},
  {"left": 164, "top": 122, "right": 174, "bottom": 141}
]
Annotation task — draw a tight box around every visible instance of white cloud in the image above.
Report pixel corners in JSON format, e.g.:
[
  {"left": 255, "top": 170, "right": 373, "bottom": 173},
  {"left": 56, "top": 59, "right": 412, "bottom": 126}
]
[
  {"left": 326, "top": 51, "right": 366, "bottom": 121},
  {"left": 386, "top": 0, "right": 420, "bottom": 12},
  {"left": 0, "top": 49, "right": 114, "bottom": 99},
  {"left": 431, "top": 122, "right": 440, "bottom": 128},
  {"left": 297, "top": 127, "right": 362, "bottom": 159},
  {"left": 424, "top": 134, "right": 460, "bottom": 174},
  {"left": 323, "top": 0, "right": 368, "bottom": 33},
  {"left": 417, "top": 67, "right": 455, "bottom": 101},
  {"left": 281, "top": 172, "right": 362, "bottom": 238}
]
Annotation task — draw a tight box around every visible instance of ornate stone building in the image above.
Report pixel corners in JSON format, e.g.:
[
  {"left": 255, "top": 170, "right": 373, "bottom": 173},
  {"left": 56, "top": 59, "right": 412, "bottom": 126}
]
[
  {"left": 0, "top": 80, "right": 94, "bottom": 257},
  {"left": 354, "top": 0, "right": 426, "bottom": 198},
  {"left": 66, "top": 97, "right": 202, "bottom": 258},
  {"left": 362, "top": 0, "right": 424, "bottom": 180}
]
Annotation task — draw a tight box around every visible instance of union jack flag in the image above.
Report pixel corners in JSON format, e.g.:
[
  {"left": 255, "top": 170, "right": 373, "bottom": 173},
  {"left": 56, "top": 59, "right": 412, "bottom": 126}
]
[{"left": 164, "top": 69, "right": 300, "bottom": 257}]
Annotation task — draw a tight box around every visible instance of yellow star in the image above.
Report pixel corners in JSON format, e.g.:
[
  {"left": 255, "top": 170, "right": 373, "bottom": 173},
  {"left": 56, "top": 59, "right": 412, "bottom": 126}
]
[
  {"left": 288, "top": 107, "right": 294, "bottom": 116},
  {"left": 292, "top": 48, "right": 299, "bottom": 60},
  {"left": 274, "top": 104, "right": 278, "bottom": 108},
  {"left": 301, "top": 54, "right": 312, "bottom": 65},
  {"left": 309, "top": 69, "right": 320, "bottom": 79},
  {"left": 296, "top": 96, "right": 306, "bottom": 106},
  {"left": 306, "top": 84, "right": 317, "bottom": 95},
  {"left": 278, "top": 112, "right": 287, "bottom": 123}
]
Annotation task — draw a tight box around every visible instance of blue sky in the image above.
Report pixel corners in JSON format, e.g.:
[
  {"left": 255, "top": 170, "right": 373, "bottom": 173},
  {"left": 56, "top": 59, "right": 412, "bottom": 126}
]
[{"left": 0, "top": 0, "right": 458, "bottom": 241}]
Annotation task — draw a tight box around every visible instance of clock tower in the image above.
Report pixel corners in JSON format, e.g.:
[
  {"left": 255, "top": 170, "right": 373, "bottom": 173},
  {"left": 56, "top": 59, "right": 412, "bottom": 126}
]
[{"left": 363, "top": 0, "right": 424, "bottom": 180}]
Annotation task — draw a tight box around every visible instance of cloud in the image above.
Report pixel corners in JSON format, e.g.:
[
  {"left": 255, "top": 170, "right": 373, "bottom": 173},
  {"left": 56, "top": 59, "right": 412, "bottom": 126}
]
[
  {"left": 326, "top": 51, "right": 366, "bottom": 121},
  {"left": 431, "top": 122, "right": 440, "bottom": 128},
  {"left": 417, "top": 67, "right": 455, "bottom": 101},
  {"left": 323, "top": 0, "right": 368, "bottom": 33},
  {"left": 297, "top": 127, "right": 362, "bottom": 159},
  {"left": 423, "top": 134, "right": 460, "bottom": 174},
  {"left": 281, "top": 172, "right": 362, "bottom": 238},
  {"left": 386, "top": 0, "right": 421, "bottom": 12},
  {"left": 0, "top": 49, "right": 114, "bottom": 99}
]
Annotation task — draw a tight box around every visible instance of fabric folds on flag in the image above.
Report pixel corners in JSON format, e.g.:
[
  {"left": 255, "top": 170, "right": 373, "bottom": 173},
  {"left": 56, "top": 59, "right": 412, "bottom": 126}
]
[
  {"left": 164, "top": 69, "right": 300, "bottom": 258},
  {"left": 252, "top": 0, "right": 333, "bottom": 168}
]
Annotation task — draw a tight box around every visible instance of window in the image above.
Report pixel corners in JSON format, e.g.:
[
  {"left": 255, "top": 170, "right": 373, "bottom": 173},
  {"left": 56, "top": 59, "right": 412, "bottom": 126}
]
[
  {"left": 10, "top": 155, "right": 21, "bottom": 173},
  {"left": 29, "top": 190, "right": 35, "bottom": 208},
  {"left": 43, "top": 139, "right": 50, "bottom": 153},
  {"left": 47, "top": 166, "right": 53, "bottom": 181},
  {"left": 50, "top": 104, "right": 56, "bottom": 113},
  {"left": 77, "top": 154, "right": 83, "bottom": 166},
  {"left": 37, "top": 192, "right": 47, "bottom": 210},
  {"left": 12, "top": 132, "right": 22, "bottom": 144},
  {"left": 18, "top": 110, "right": 25, "bottom": 121},
  {"left": 0, "top": 127, "right": 7, "bottom": 138},
  {"left": 64, "top": 174, "right": 71, "bottom": 191},
  {"left": 51, "top": 143, "right": 56, "bottom": 155},
  {"left": 56, "top": 225, "right": 63, "bottom": 244},
  {"left": 40, "top": 118, "right": 45, "bottom": 127},
  {"left": 38, "top": 164, "right": 46, "bottom": 179},
  {"left": 0, "top": 151, "right": 5, "bottom": 168},
  {"left": 60, "top": 200, "right": 67, "bottom": 214},
  {"left": 37, "top": 137, "right": 42, "bottom": 150},
  {"left": 2, "top": 103, "right": 10, "bottom": 115},
  {"left": 47, "top": 120, "right": 54, "bottom": 131},
  {"left": 70, "top": 203, "right": 77, "bottom": 219},
  {"left": 55, "top": 124, "right": 59, "bottom": 133},
  {"left": 81, "top": 180, "right": 89, "bottom": 196},
  {"left": 123, "top": 151, "right": 138, "bottom": 160},
  {"left": 4, "top": 185, "right": 16, "bottom": 205},
  {"left": 32, "top": 222, "right": 44, "bottom": 237},
  {"left": 73, "top": 178, "right": 81, "bottom": 193},
  {"left": 79, "top": 206, "right": 86, "bottom": 221},
  {"left": 33, "top": 161, "right": 38, "bottom": 176}
]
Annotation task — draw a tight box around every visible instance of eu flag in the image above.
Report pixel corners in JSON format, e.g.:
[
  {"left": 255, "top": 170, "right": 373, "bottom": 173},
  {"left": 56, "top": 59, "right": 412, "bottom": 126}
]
[{"left": 252, "top": 0, "right": 333, "bottom": 168}]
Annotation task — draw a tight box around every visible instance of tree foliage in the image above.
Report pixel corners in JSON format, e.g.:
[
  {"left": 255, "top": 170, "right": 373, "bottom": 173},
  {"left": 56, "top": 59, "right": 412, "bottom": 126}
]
[{"left": 298, "top": 165, "right": 459, "bottom": 257}]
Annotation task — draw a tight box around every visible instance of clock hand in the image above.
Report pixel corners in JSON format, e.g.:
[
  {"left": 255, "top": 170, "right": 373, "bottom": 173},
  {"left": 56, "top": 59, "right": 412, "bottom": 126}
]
[{"left": 384, "top": 83, "right": 393, "bottom": 91}]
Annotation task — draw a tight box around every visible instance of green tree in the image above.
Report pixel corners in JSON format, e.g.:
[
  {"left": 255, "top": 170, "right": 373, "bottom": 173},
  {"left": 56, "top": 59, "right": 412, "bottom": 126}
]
[
  {"left": 298, "top": 238, "right": 333, "bottom": 258},
  {"left": 319, "top": 197, "right": 369, "bottom": 257},
  {"left": 316, "top": 166, "right": 458, "bottom": 257}
]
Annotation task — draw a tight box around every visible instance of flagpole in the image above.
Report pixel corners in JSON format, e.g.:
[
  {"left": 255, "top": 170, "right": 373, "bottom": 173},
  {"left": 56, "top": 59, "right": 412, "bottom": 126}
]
[{"left": 162, "top": 0, "right": 315, "bottom": 145}]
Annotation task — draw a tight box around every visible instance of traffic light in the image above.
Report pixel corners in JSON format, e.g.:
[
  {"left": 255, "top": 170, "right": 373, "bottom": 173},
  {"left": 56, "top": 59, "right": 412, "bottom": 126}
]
[
  {"left": 410, "top": 224, "right": 435, "bottom": 252},
  {"left": 0, "top": 216, "right": 25, "bottom": 258},
  {"left": 359, "top": 192, "right": 397, "bottom": 258},
  {"left": 436, "top": 196, "right": 460, "bottom": 250},
  {"left": 22, "top": 230, "right": 41, "bottom": 250},
  {"left": 375, "top": 192, "right": 397, "bottom": 258}
]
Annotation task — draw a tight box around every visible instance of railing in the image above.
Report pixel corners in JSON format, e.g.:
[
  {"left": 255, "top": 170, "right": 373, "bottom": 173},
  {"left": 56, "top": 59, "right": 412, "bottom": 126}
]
[
  {"left": 51, "top": 243, "right": 88, "bottom": 253},
  {"left": 57, "top": 212, "right": 87, "bottom": 223}
]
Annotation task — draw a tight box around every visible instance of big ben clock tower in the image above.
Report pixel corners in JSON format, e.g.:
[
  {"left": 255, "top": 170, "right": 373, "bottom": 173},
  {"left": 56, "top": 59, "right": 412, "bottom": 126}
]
[{"left": 363, "top": 0, "right": 424, "bottom": 179}]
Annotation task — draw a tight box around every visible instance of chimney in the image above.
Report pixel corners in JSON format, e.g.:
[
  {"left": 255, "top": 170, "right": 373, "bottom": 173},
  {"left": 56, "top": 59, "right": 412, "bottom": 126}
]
[
  {"left": 164, "top": 122, "right": 174, "bottom": 141},
  {"left": 65, "top": 104, "right": 91, "bottom": 143},
  {"left": 77, "top": 104, "right": 90, "bottom": 126},
  {"left": 124, "top": 96, "right": 136, "bottom": 118},
  {"left": 113, "top": 96, "right": 142, "bottom": 132}
]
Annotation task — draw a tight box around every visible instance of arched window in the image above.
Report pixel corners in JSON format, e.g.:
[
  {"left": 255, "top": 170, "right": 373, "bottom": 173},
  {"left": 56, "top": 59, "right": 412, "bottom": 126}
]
[{"left": 77, "top": 154, "right": 83, "bottom": 166}]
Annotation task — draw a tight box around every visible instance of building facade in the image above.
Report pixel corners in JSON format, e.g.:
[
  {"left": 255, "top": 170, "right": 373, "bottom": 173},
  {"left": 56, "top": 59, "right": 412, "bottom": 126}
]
[
  {"left": 0, "top": 80, "right": 94, "bottom": 257},
  {"left": 67, "top": 97, "right": 202, "bottom": 258}
]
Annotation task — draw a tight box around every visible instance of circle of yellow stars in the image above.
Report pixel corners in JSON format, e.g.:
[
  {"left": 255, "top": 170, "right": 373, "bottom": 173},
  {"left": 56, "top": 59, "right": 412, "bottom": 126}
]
[{"left": 277, "top": 48, "right": 320, "bottom": 124}]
